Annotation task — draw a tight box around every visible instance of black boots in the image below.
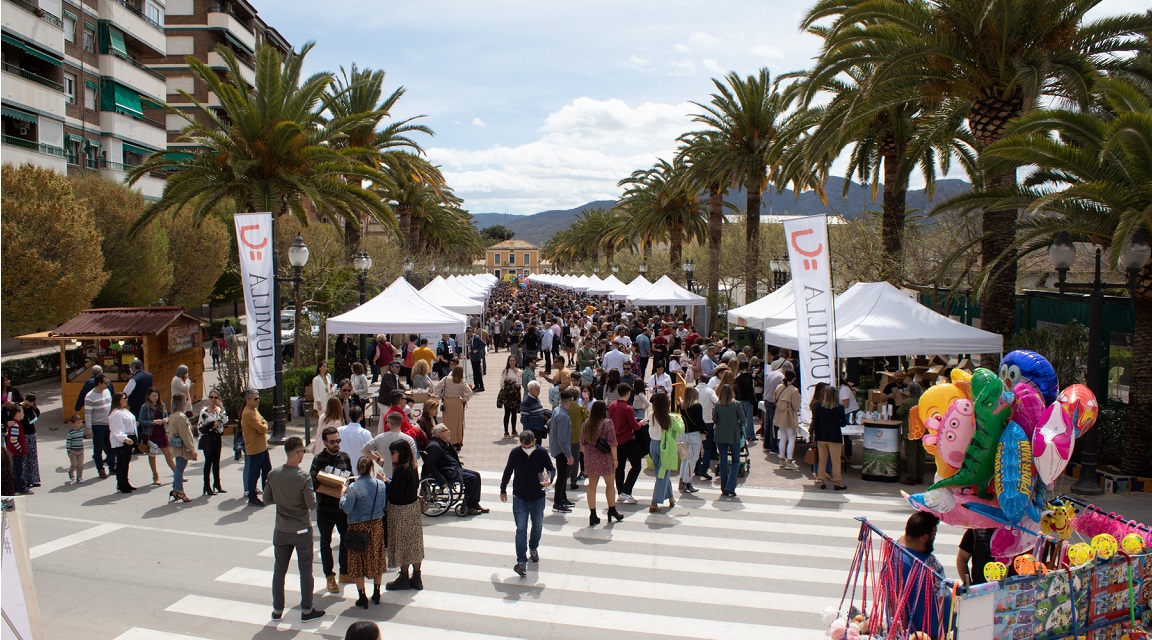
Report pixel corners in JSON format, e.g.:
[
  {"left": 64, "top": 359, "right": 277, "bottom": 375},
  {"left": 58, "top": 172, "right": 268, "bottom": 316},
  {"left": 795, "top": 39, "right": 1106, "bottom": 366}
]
[
  {"left": 589, "top": 510, "right": 601, "bottom": 526},
  {"left": 607, "top": 507, "right": 624, "bottom": 522},
  {"left": 386, "top": 567, "right": 411, "bottom": 591},
  {"left": 371, "top": 584, "right": 381, "bottom": 604},
  {"left": 410, "top": 569, "right": 423, "bottom": 591},
  {"left": 355, "top": 589, "right": 368, "bottom": 609}
]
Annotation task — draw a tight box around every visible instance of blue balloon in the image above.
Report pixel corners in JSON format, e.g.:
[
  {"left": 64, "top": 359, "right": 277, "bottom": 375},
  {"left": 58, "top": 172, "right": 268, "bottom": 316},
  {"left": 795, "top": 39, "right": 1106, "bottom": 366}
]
[
  {"left": 994, "top": 421, "right": 1034, "bottom": 526},
  {"left": 1000, "top": 350, "right": 1059, "bottom": 405}
]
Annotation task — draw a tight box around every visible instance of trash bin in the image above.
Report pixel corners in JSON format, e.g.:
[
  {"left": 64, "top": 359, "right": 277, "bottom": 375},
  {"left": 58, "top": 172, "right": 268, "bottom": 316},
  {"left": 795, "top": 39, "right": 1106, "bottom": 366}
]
[{"left": 861, "top": 419, "right": 901, "bottom": 482}]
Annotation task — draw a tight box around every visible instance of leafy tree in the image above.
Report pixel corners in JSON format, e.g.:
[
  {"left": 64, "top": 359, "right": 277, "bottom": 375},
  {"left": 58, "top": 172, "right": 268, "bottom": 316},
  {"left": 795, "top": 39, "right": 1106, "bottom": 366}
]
[
  {"left": 70, "top": 174, "right": 172, "bottom": 307},
  {"left": 481, "top": 224, "right": 515, "bottom": 244},
  {"left": 162, "top": 206, "right": 230, "bottom": 308},
  {"left": 1, "top": 164, "right": 108, "bottom": 335}
]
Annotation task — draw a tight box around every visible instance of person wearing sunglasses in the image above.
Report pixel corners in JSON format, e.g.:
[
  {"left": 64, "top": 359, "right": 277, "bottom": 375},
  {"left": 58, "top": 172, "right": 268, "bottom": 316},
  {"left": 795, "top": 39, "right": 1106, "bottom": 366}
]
[
  {"left": 198, "top": 390, "right": 228, "bottom": 495},
  {"left": 311, "top": 426, "right": 353, "bottom": 593}
]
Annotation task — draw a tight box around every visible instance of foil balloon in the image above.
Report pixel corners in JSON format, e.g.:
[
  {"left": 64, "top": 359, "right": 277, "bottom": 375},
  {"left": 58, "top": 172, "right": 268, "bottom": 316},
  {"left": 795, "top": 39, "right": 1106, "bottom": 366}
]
[
  {"left": 992, "top": 526, "right": 1034, "bottom": 561},
  {"left": 1033, "top": 403, "right": 1075, "bottom": 488},
  {"left": 922, "top": 399, "right": 975, "bottom": 474},
  {"left": 1122, "top": 533, "right": 1147, "bottom": 555},
  {"left": 995, "top": 422, "right": 1035, "bottom": 526},
  {"left": 903, "top": 489, "right": 1003, "bottom": 530},
  {"left": 984, "top": 561, "right": 1008, "bottom": 582},
  {"left": 918, "top": 383, "right": 969, "bottom": 457},
  {"left": 930, "top": 368, "right": 1008, "bottom": 497},
  {"left": 1067, "top": 542, "right": 1095, "bottom": 567},
  {"left": 1057, "top": 384, "right": 1099, "bottom": 438},
  {"left": 1000, "top": 350, "right": 1059, "bottom": 405},
  {"left": 1091, "top": 534, "right": 1118, "bottom": 560},
  {"left": 1011, "top": 382, "right": 1046, "bottom": 440}
]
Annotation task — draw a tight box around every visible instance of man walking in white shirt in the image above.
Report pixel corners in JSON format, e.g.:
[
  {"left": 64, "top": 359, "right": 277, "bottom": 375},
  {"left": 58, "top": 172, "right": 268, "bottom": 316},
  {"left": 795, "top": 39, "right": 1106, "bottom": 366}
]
[{"left": 338, "top": 406, "right": 373, "bottom": 473}]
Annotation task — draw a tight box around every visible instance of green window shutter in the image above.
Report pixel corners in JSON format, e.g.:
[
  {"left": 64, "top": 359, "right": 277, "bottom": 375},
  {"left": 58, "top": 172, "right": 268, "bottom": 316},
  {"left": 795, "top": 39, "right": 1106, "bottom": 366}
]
[
  {"left": 121, "top": 142, "right": 155, "bottom": 157},
  {"left": 1, "top": 106, "right": 38, "bottom": 124}
]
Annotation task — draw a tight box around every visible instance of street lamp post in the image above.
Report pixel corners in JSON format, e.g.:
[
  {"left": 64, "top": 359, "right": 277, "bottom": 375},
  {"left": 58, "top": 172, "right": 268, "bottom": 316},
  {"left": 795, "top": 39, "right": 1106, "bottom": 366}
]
[
  {"left": 611, "top": 264, "right": 619, "bottom": 276},
  {"left": 403, "top": 258, "right": 414, "bottom": 282},
  {"left": 427, "top": 263, "right": 436, "bottom": 288},
  {"left": 272, "top": 234, "right": 309, "bottom": 440},
  {"left": 1049, "top": 231, "right": 1150, "bottom": 496},
  {"left": 683, "top": 258, "right": 695, "bottom": 292},
  {"left": 770, "top": 257, "right": 790, "bottom": 290},
  {"left": 639, "top": 262, "right": 648, "bottom": 278},
  {"left": 353, "top": 250, "right": 373, "bottom": 370}
]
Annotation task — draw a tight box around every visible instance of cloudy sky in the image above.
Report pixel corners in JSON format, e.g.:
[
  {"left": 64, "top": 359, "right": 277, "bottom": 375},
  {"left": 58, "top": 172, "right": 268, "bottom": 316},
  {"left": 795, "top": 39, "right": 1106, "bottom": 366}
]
[{"left": 260, "top": 0, "right": 1147, "bottom": 216}]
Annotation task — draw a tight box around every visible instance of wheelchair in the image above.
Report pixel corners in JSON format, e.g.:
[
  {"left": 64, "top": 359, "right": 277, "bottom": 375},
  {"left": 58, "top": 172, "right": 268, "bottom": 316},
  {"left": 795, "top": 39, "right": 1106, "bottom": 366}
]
[{"left": 419, "top": 476, "right": 468, "bottom": 517}]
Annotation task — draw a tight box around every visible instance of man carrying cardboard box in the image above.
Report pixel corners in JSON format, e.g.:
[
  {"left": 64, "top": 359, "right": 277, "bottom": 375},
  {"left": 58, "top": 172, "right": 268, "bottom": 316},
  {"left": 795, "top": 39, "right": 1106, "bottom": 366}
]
[{"left": 310, "top": 425, "right": 352, "bottom": 593}]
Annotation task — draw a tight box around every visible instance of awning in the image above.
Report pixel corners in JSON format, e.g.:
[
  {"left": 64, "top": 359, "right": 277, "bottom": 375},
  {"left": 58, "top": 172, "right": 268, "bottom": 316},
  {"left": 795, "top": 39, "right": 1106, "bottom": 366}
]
[
  {"left": 1, "top": 106, "right": 38, "bottom": 124},
  {"left": 1, "top": 34, "right": 64, "bottom": 67},
  {"left": 84, "top": 80, "right": 98, "bottom": 90},
  {"left": 121, "top": 142, "right": 155, "bottom": 157},
  {"left": 108, "top": 82, "right": 142, "bottom": 117},
  {"left": 102, "top": 24, "right": 127, "bottom": 58},
  {"left": 85, "top": 137, "right": 101, "bottom": 149},
  {"left": 62, "top": 9, "right": 78, "bottom": 20},
  {"left": 223, "top": 32, "right": 254, "bottom": 55},
  {"left": 162, "top": 151, "right": 193, "bottom": 162}
]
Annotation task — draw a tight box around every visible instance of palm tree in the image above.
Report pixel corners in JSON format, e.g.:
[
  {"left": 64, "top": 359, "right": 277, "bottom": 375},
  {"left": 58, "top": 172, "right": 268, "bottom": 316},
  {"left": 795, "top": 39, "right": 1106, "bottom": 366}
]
[
  {"left": 781, "top": 61, "right": 978, "bottom": 283},
  {"left": 931, "top": 75, "right": 1152, "bottom": 473},
  {"left": 688, "top": 69, "right": 788, "bottom": 303},
  {"left": 617, "top": 157, "right": 707, "bottom": 274},
  {"left": 804, "top": 0, "right": 1152, "bottom": 344},
  {"left": 676, "top": 131, "right": 734, "bottom": 317},
  {"left": 127, "top": 43, "right": 393, "bottom": 236},
  {"left": 325, "top": 65, "right": 434, "bottom": 260}
]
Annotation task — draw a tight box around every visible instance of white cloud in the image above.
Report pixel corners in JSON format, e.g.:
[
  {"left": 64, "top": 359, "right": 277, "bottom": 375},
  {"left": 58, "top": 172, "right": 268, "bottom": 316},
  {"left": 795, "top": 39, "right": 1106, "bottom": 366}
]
[
  {"left": 628, "top": 55, "right": 655, "bottom": 73},
  {"left": 701, "top": 58, "right": 726, "bottom": 75},
  {"left": 749, "top": 44, "right": 785, "bottom": 59},
  {"left": 672, "top": 43, "right": 691, "bottom": 54},
  {"left": 428, "top": 97, "right": 693, "bottom": 213},
  {"left": 668, "top": 60, "right": 696, "bottom": 76},
  {"left": 686, "top": 32, "right": 720, "bottom": 49},
  {"left": 471, "top": 117, "right": 486, "bottom": 127}
]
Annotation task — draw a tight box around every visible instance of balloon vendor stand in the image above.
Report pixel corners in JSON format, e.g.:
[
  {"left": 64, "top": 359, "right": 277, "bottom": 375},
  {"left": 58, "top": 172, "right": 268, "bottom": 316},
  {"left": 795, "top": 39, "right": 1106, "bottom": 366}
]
[{"left": 833, "top": 506, "right": 1152, "bottom": 640}]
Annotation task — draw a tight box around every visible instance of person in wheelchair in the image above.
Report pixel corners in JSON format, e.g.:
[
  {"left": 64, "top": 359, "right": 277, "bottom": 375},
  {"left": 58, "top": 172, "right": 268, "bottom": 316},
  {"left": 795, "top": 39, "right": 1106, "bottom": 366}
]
[{"left": 424, "top": 425, "right": 489, "bottom": 515}]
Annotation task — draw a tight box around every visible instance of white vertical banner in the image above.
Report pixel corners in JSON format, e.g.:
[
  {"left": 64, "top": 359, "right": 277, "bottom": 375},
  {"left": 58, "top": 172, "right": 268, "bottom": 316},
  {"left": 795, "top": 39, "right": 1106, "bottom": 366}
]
[
  {"left": 784, "top": 214, "right": 837, "bottom": 426},
  {"left": 234, "top": 213, "right": 276, "bottom": 389}
]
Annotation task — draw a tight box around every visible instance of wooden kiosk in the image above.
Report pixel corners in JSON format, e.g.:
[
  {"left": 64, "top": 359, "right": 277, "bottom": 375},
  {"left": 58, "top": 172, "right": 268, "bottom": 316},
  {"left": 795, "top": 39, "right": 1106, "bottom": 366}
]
[{"left": 50, "top": 307, "right": 206, "bottom": 422}]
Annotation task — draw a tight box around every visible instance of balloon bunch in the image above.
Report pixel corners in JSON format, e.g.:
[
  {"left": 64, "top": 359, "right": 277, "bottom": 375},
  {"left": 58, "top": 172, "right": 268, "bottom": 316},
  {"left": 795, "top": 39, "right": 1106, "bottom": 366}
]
[{"left": 903, "top": 350, "right": 1100, "bottom": 561}]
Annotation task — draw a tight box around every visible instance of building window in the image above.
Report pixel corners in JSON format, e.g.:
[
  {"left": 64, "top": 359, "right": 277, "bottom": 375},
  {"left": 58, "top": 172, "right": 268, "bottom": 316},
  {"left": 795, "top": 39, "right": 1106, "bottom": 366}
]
[
  {"left": 494, "top": 269, "right": 501, "bottom": 279},
  {"left": 82, "top": 27, "right": 96, "bottom": 53},
  {"left": 64, "top": 74, "right": 77, "bottom": 103},
  {"left": 508, "top": 253, "right": 515, "bottom": 265},
  {"left": 84, "top": 84, "right": 97, "bottom": 110},
  {"left": 524, "top": 253, "right": 531, "bottom": 265},
  {"left": 63, "top": 14, "right": 76, "bottom": 42},
  {"left": 146, "top": 2, "right": 164, "bottom": 26},
  {"left": 493, "top": 253, "right": 500, "bottom": 265}
]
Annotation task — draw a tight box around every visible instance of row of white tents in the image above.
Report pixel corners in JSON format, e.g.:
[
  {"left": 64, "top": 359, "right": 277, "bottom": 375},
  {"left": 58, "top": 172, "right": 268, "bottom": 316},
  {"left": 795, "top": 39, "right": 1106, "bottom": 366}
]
[
  {"left": 326, "top": 274, "right": 498, "bottom": 336},
  {"left": 532, "top": 273, "right": 708, "bottom": 307}
]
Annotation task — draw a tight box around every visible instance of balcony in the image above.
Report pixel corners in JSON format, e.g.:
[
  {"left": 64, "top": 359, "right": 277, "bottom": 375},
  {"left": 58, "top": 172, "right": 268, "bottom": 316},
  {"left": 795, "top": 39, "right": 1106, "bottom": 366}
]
[
  {"left": 98, "top": 159, "right": 164, "bottom": 198},
  {"left": 99, "top": 0, "right": 165, "bottom": 55},
  {"left": 207, "top": 6, "right": 256, "bottom": 54},
  {"left": 1, "top": 67, "right": 65, "bottom": 118},
  {"left": 2, "top": 0, "right": 65, "bottom": 56},
  {"left": 2, "top": 133, "right": 66, "bottom": 172},
  {"left": 207, "top": 51, "right": 254, "bottom": 86},
  {"left": 99, "top": 55, "right": 165, "bottom": 102},
  {"left": 99, "top": 111, "right": 167, "bottom": 149}
]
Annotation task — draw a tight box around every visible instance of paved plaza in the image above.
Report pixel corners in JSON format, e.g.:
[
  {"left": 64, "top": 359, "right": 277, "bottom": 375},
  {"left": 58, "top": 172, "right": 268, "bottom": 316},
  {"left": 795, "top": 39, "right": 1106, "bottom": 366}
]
[{"left": 19, "top": 348, "right": 1151, "bottom": 639}]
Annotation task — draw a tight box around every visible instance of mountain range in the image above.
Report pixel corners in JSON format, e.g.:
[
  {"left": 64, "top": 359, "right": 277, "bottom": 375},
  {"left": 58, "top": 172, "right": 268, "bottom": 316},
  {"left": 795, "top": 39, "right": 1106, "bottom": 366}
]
[{"left": 470, "top": 177, "right": 973, "bottom": 247}]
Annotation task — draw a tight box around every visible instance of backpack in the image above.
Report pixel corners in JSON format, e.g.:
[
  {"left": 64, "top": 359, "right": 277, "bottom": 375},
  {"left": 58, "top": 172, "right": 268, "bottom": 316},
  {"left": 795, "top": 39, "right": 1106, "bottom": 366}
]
[{"left": 548, "top": 384, "right": 561, "bottom": 407}]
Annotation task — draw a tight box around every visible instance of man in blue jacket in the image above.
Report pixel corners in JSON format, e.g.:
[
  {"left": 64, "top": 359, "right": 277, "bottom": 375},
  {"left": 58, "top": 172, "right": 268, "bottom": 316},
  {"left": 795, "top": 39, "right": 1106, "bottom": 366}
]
[
  {"left": 519, "top": 381, "right": 549, "bottom": 443},
  {"left": 500, "top": 431, "right": 555, "bottom": 577}
]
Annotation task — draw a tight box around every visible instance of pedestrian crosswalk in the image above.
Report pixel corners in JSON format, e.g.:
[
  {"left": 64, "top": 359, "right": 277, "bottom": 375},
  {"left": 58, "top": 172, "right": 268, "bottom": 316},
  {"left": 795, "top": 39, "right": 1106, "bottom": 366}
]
[{"left": 113, "top": 472, "right": 960, "bottom": 640}]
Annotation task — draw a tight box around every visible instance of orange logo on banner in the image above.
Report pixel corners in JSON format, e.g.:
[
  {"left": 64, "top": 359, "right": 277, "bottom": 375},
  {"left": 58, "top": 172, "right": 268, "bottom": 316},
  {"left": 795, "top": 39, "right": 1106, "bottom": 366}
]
[
  {"left": 789, "top": 228, "right": 824, "bottom": 270},
  {"left": 239, "top": 224, "right": 269, "bottom": 260}
]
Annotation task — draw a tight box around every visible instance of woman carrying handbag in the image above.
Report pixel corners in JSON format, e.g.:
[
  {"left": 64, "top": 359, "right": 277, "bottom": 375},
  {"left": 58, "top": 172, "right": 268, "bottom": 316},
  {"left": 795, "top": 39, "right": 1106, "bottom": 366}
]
[{"left": 167, "top": 393, "right": 198, "bottom": 502}]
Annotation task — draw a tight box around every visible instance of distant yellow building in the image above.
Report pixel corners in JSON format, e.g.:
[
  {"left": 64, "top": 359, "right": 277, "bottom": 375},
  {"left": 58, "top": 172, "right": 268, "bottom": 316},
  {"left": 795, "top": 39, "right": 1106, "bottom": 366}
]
[{"left": 486, "top": 239, "right": 540, "bottom": 279}]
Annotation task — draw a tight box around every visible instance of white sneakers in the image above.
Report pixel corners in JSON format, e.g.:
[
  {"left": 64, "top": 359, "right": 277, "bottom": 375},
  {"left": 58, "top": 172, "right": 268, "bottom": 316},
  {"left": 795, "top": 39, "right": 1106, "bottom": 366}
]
[{"left": 619, "top": 494, "right": 637, "bottom": 504}]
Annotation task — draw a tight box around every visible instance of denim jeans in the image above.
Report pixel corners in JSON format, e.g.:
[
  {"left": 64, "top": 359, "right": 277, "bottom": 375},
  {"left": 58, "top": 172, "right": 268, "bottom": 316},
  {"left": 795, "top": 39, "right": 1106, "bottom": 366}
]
[
  {"left": 679, "top": 432, "right": 701, "bottom": 479},
  {"left": 695, "top": 423, "right": 715, "bottom": 476},
  {"left": 512, "top": 495, "right": 545, "bottom": 565},
  {"left": 272, "top": 528, "right": 315, "bottom": 613},
  {"left": 245, "top": 451, "right": 271, "bottom": 503},
  {"left": 649, "top": 440, "right": 673, "bottom": 505},
  {"left": 718, "top": 442, "right": 740, "bottom": 493},
  {"left": 763, "top": 403, "right": 777, "bottom": 449},
  {"left": 740, "top": 401, "right": 756, "bottom": 441},
  {"left": 174, "top": 455, "right": 188, "bottom": 492},
  {"left": 91, "top": 424, "right": 113, "bottom": 472}
]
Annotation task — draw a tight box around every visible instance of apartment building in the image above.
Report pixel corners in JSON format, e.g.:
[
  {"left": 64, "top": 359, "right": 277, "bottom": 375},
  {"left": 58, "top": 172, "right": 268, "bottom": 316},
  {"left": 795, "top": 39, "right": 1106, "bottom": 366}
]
[
  {"left": 2, "top": 0, "right": 289, "bottom": 199},
  {"left": 148, "top": 0, "right": 289, "bottom": 157}
]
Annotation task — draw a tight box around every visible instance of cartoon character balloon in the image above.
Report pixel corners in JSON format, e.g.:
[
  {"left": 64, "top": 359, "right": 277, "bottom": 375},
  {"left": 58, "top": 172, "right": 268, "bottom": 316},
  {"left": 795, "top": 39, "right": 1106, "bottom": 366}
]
[
  {"left": 1056, "top": 384, "right": 1099, "bottom": 438},
  {"left": 904, "top": 489, "right": 1004, "bottom": 530},
  {"left": 923, "top": 399, "right": 975, "bottom": 472},
  {"left": 1033, "top": 402, "right": 1075, "bottom": 488},
  {"left": 931, "top": 368, "right": 1009, "bottom": 497},
  {"left": 995, "top": 422, "right": 1036, "bottom": 526},
  {"left": 1000, "top": 350, "right": 1059, "bottom": 405},
  {"left": 1040, "top": 500, "right": 1077, "bottom": 540}
]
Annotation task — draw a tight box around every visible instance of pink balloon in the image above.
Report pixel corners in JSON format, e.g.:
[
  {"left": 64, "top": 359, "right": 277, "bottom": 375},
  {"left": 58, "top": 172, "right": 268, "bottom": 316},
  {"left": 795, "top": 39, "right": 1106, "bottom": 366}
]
[
  {"left": 903, "top": 489, "right": 1004, "bottom": 530},
  {"left": 1033, "top": 403, "right": 1075, "bottom": 488},
  {"left": 991, "top": 525, "right": 1035, "bottom": 561},
  {"left": 1011, "top": 382, "right": 1046, "bottom": 439},
  {"left": 1057, "top": 384, "right": 1099, "bottom": 438}
]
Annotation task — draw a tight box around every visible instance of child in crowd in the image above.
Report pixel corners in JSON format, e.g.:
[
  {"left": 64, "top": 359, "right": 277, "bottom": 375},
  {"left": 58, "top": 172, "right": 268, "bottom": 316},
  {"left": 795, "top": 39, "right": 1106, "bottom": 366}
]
[
  {"left": 632, "top": 379, "right": 650, "bottom": 422},
  {"left": 66, "top": 414, "right": 87, "bottom": 483}
]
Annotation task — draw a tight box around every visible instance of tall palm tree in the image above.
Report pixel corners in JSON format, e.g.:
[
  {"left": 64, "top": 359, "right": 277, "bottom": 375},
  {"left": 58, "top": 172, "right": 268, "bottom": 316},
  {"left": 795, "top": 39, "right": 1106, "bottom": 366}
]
[
  {"left": 617, "top": 157, "right": 707, "bottom": 274},
  {"left": 804, "top": 0, "right": 1152, "bottom": 344},
  {"left": 384, "top": 153, "right": 450, "bottom": 251},
  {"left": 127, "top": 43, "right": 393, "bottom": 235},
  {"left": 676, "top": 131, "right": 733, "bottom": 316},
  {"left": 325, "top": 65, "right": 434, "bottom": 259},
  {"left": 931, "top": 75, "right": 1152, "bottom": 473},
  {"left": 688, "top": 69, "right": 788, "bottom": 303}
]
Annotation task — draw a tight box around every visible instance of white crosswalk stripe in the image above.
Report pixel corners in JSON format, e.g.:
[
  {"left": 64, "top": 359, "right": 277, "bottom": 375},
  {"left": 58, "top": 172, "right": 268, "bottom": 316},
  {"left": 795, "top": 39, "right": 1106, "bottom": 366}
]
[{"left": 141, "top": 472, "right": 948, "bottom": 639}]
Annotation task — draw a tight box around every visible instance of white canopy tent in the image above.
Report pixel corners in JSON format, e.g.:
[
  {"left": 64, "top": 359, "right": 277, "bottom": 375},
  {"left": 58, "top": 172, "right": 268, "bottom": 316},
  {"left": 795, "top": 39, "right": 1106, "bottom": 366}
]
[
  {"left": 629, "top": 275, "right": 707, "bottom": 307},
  {"left": 327, "top": 277, "right": 468, "bottom": 335},
  {"left": 727, "top": 285, "right": 796, "bottom": 330},
  {"left": 760, "top": 281, "right": 1003, "bottom": 356},
  {"left": 445, "top": 276, "right": 486, "bottom": 301},
  {"left": 587, "top": 274, "right": 626, "bottom": 296},
  {"left": 420, "top": 276, "right": 485, "bottom": 315},
  {"left": 609, "top": 275, "right": 652, "bottom": 300}
]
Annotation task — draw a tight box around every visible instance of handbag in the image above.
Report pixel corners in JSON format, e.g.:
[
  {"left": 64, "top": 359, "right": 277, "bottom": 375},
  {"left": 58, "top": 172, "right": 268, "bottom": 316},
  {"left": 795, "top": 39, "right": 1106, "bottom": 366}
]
[
  {"left": 803, "top": 446, "right": 818, "bottom": 466},
  {"left": 594, "top": 436, "right": 611, "bottom": 454},
  {"left": 170, "top": 434, "right": 184, "bottom": 449},
  {"left": 344, "top": 483, "right": 378, "bottom": 552},
  {"left": 677, "top": 440, "right": 690, "bottom": 460}
]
